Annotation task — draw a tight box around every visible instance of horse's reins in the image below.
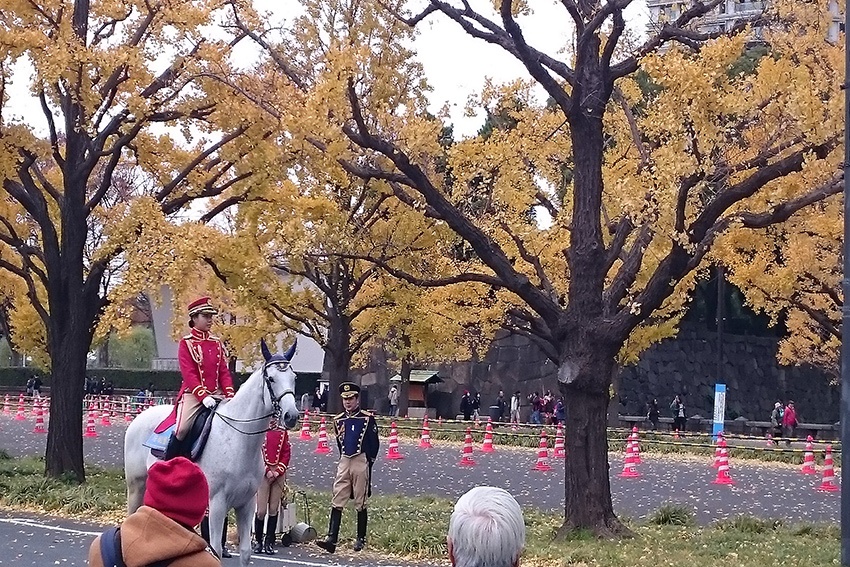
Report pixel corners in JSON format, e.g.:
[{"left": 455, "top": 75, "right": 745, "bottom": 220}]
[{"left": 213, "top": 360, "right": 296, "bottom": 435}]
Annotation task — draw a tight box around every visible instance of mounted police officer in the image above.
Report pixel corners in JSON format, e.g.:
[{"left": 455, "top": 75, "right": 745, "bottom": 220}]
[
  {"left": 316, "top": 382, "right": 379, "bottom": 553},
  {"left": 164, "top": 297, "right": 235, "bottom": 460}
]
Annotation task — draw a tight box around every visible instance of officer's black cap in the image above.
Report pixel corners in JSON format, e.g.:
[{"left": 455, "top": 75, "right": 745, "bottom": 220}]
[{"left": 339, "top": 382, "right": 360, "bottom": 398}]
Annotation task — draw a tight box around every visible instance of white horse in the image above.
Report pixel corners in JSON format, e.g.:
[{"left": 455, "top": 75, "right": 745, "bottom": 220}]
[{"left": 124, "top": 340, "right": 300, "bottom": 566}]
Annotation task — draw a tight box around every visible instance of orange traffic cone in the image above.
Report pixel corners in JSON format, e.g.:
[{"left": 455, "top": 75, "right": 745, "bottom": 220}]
[
  {"left": 481, "top": 420, "right": 495, "bottom": 453},
  {"left": 299, "top": 410, "right": 312, "bottom": 440},
  {"left": 816, "top": 446, "right": 839, "bottom": 492},
  {"left": 673, "top": 428, "right": 680, "bottom": 440},
  {"left": 124, "top": 402, "right": 133, "bottom": 423},
  {"left": 84, "top": 406, "right": 98, "bottom": 438},
  {"left": 32, "top": 400, "right": 46, "bottom": 434},
  {"left": 801, "top": 435, "right": 817, "bottom": 474},
  {"left": 630, "top": 427, "right": 642, "bottom": 464},
  {"left": 532, "top": 430, "right": 553, "bottom": 471},
  {"left": 459, "top": 428, "right": 476, "bottom": 466},
  {"left": 553, "top": 423, "right": 566, "bottom": 458},
  {"left": 711, "top": 439, "right": 734, "bottom": 485},
  {"left": 314, "top": 417, "right": 331, "bottom": 454},
  {"left": 765, "top": 433, "right": 774, "bottom": 447},
  {"left": 418, "top": 418, "right": 432, "bottom": 449},
  {"left": 100, "top": 405, "right": 111, "bottom": 426},
  {"left": 386, "top": 422, "right": 404, "bottom": 460},
  {"left": 2, "top": 393, "right": 9, "bottom": 416},
  {"left": 620, "top": 436, "right": 640, "bottom": 478},
  {"left": 712, "top": 432, "right": 724, "bottom": 468},
  {"left": 15, "top": 394, "right": 25, "bottom": 421}
]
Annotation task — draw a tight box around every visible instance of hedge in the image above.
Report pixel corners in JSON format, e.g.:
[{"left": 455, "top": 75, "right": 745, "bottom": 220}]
[{"left": 0, "top": 367, "right": 321, "bottom": 395}]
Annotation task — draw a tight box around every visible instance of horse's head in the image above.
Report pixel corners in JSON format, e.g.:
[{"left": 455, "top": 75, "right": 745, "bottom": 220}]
[{"left": 260, "top": 338, "right": 300, "bottom": 430}]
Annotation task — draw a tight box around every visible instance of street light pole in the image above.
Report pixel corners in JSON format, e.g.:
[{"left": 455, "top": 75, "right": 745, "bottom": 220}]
[{"left": 841, "top": 4, "right": 850, "bottom": 563}]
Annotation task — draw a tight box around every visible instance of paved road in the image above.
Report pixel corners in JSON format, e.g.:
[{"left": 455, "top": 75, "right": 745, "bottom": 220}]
[
  {"left": 0, "top": 414, "right": 840, "bottom": 525},
  {"left": 0, "top": 510, "right": 424, "bottom": 567}
]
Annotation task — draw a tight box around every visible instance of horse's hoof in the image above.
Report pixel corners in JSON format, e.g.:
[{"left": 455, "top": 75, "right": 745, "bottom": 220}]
[
  {"left": 221, "top": 547, "right": 233, "bottom": 558},
  {"left": 354, "top": 538, "right": 365, "bottom": 552}
]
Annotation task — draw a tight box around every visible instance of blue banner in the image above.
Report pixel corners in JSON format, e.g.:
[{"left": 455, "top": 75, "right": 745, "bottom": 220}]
[{"left": 712, "top": 383, "right": 727, "bottom": 441}]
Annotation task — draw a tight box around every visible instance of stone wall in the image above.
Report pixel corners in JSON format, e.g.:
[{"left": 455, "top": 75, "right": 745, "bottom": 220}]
[{"left": 353, "top": 325, "right": 839, "bottom": 423}]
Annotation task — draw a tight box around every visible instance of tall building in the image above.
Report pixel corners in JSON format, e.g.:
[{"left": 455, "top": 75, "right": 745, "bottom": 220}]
[{"left": 646, "top": 0, "right": 841, "bottom": 43}]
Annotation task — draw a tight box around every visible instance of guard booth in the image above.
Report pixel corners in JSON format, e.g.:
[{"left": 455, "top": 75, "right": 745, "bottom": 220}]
[{"left": 389, "top": 370, "right": 442, "bottom": 419}]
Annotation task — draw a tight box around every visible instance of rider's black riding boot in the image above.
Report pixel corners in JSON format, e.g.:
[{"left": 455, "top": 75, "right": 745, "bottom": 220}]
[
  {"left": 253, "top": 516, "right": 265, "bottom": 554},
  {"left": 200, "top": 515, "right": 209, "bottom": 542},
  {"left": 316, "top": 507, "right": 342, "bottom": 553},
  {"left": 163, "top": 433, "right": 183, "bottom": 461},
  {"left": 354, "top": 509, "right": 367, "bottom": 551},
  {"left": 264, "top": 515, "right": 278, "bottom": 554}
]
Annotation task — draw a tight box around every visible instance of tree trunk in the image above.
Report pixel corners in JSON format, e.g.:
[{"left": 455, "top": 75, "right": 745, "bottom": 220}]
[
  {"left": 45, "top": 328, "right": 89, "bottom": 482},
  {"left": 324, "top": 317, "right": 352, "bottom": 415},
  {"left": 559, "top": 383, "right": 629, "bottom": 538},
  {"left": 557, "top": 344, "right": 631, "bottom": 538},
  {"left": 398, "top": 355, "right": 411, "bottom": 418}
]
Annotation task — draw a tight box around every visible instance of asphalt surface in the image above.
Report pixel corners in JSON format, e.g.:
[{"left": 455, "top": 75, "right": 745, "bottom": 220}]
[
  {"left": 0, "top": 412, "right": 841, "bottom": 527},
  {"left": 0, "top": 510, "right": 423, "bottom": 567}
]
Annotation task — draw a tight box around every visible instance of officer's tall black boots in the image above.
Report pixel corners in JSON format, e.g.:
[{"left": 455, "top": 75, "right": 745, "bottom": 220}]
[
  {"left": 316, "top": 507, "right": 342, "bottom": 553},
  {"left": 264, "top": 515, "right": 278, "bottom": 554},
  {"left": 253, "top": 516, "right": 264, "bottom": 554},
  {"left": 354, "top": 509, "right": 367, "bottom": 551},
  {"left": 221, "top": 516, "right": 232, "bottom": 558}
]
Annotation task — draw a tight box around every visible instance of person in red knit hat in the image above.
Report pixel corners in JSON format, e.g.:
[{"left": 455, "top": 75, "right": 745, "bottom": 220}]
[
  {"left": 253, "top": 417, "right": 292, "bottom": 554},
  {"left": 88, "top": 457, "right": 219, "bottom": 566}
]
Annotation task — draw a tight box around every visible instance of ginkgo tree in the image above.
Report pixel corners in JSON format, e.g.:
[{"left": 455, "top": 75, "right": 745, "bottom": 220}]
[
  {"left": 227, "top": 0, "right": 844, "bottom": 535},
  {"left": 0, "top": 0, "right": 281, "bottom": 481}
]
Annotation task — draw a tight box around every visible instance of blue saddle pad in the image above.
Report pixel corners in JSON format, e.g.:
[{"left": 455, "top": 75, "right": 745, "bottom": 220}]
[{"left": 144, "top": 424, "right": 175, "bottom": 451}]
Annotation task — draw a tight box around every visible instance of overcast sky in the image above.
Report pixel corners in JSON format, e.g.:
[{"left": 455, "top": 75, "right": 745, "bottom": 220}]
[{"left": 4, "top": 1, "right": 650, "bottom": 138}]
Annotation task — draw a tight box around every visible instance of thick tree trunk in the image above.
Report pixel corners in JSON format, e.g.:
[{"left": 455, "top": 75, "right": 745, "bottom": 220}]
[
  {"left": 324, "top": 318, "right": 352, "bottom": 415},
  {"left": 557, "top": 345, "right": 631, "bottom": 538},
  {"left": 398, "top": 355, "right": 411, "bottom": 418},
  {"left": 45, "top": 328, "right": 89, "bottom": 482}
]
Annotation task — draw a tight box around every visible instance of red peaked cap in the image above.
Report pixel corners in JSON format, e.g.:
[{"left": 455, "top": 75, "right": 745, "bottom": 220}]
[
  {"left": 143, "top": 457, "right": 209, "bottom": 528},
  {"left": 187, "top": 297, "right": 218, "bottom": 317}
]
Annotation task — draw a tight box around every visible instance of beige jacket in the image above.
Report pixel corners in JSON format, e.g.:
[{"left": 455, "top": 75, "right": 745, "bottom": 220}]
[{"left": 87, "top": 506, "right": 219, "bottom": 567}]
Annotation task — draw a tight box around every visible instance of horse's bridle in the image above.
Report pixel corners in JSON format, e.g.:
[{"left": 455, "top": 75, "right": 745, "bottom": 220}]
[
  {"left": 262, "top": 359, "right": 296, "bottom": 422},
  {"left": 213, "top": 360, "right": 296, "bottom": 436}
]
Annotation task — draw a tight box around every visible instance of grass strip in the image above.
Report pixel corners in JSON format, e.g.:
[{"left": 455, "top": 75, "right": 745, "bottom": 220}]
[{"left": 0, "top": 453, "right": 838, "bottom": 566}]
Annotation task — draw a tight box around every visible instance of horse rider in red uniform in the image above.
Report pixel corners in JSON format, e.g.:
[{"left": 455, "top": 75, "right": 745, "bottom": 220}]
[
  {"left": 253, "top": 419, "right": 292, "bottom": 555},
  {"left": 164, "top": 297, "right": 235, "bottom": 461}
]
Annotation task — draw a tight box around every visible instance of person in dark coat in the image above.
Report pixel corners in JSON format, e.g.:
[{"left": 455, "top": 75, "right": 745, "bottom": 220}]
[{"left": 316, "top": 382, "right": 379, "bottom": 554}]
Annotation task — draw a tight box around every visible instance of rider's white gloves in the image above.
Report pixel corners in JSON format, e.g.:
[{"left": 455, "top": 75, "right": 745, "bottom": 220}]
[{"left": 203, "top": 396, "right": 217, "bottom": 409}]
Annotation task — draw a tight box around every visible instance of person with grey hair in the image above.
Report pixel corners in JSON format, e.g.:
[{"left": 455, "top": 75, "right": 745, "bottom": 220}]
[{"left": 447, "top": 487, "right": 525, "bottom": 567}]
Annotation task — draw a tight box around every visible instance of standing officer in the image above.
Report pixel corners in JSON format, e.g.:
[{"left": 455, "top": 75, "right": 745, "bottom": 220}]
[
  {"left": 165, "top": 296, "right": 235, "bottom": 460},
  {"left": 316, "top": 382, "right": 379, "bottom": 553}
]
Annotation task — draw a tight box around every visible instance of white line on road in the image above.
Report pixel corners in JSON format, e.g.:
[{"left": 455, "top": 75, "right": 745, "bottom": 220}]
[
  {"left": 0, "top": 517, "right": 409, "bottom": 567},
  {"left": 0, "top": 517, "right": 101, "bottom": 536}
]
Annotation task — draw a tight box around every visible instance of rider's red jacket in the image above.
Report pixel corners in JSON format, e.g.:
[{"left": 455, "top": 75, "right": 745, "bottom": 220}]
[
  {"left": 263, "top": 427, "right": 291, "bottom": 475},
  {"left": 177, "top": 328, "right": 235, "bottom": 403}
]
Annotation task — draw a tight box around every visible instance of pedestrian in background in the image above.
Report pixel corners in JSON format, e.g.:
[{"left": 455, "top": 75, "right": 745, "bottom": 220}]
[
  {"left": 670, "top": 395, "right": 687, "bottom": 433},
  {"left": 646, "top": 399, "right": 660, "bottom": 430},
  {"left": 782, "top": 401, "right": 798, "bottom": 446}
]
